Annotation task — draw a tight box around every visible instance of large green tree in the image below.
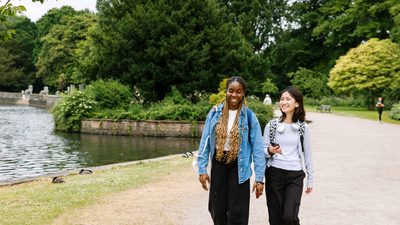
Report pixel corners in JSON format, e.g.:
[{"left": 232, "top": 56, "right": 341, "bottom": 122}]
[
  {"left": 0, "top": 46, "right": 24, "bottom": 91},
  {"left": 87, "top": 0, "right": 258, "bottom": 101},
  {"left": 288, "top": 67, "right": 330, "bottom": 98},
  {"left": 35, "top": 12, "right": 96, "bottom": 90},
  {"left": 33, "top": 6, "right": 86, "bottom": 64},
  {"left": 217, "top": 0, "right": 289, "bottom": 53},
  {"left": 266, "top": 0, "right": 332, "bottom": 89},
  {"left": 0, "top": 16, "right": 37, "bottom": 91},
  {"left": 329, "top": 38, "right": 400, "bottom": 100},
  {"left": 312, "top": 0, "right": 400, "bottom": 47}
]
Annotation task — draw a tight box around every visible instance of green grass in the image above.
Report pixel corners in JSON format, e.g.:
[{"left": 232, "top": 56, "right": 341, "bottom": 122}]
[
  {"left": 0, "top": 157, "right": 189, "bottom": 225},
  {"left": 305, "top": 105, "right": 400, "bottom": 125}
]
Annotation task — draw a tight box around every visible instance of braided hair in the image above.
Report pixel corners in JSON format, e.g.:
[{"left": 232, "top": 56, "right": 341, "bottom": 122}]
[{"left": 215, "top": 76, "right": 247, "bottom": 164}]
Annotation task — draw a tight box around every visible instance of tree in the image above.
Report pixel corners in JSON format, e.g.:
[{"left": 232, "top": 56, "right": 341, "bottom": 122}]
[
  {"left": 0, "top": 0, "right": 43, "bottom": 40},
  {"left": 35, "top": 12, "right": 96, "bottom": 90},
  {"left": 260, "top": 78, "right": 278, "bottom": 95},
  {"left": 288, "top": 67, "right": 330, "bottom": 98},
  {"left": 87, "top": 0, "right": 259, "bottom": 102},
  {"left": 0, "top": 16, "right": 37, "bottom": 91},
  {"left": 329, "top": 38, "right": 400, "bottom": 106},
  {"left": 33, "top": 6, "right": 87, "bottom": 65},
  {"left": 0, "top": 46, "right": 24, "bottom": 91},
  {"left": 217, "top": 0, "right": 289, "bottom": 53},
  {"left": 312, "top": 0, "right": 399, "bottom": 48}
]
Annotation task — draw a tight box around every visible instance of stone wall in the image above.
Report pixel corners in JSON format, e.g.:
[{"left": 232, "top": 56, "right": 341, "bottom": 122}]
[
  {"left": 0, "top": 91, "right": 59, "bottom": 108},
  {"left": 81, "top": 119, "right": 205, "bottom": 138}
]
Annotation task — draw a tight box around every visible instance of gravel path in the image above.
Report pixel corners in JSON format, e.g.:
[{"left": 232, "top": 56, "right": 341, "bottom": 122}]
[{"left": 53, "top": 112, "right": 400, "bottom": 225}]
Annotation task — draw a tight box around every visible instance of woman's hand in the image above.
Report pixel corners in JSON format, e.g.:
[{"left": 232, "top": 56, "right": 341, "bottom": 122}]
[
  {"left": 199, "top": 174, "right": 210, "bottom": 191},
  {"left": 252, "top": 181, "right": 264, "bottom": 199},
  {"left": 266, "top": 145, "right": 282, "bottom": 156},
  {"left": 305, "top": 187, "right": 313, "bottom": 194}
]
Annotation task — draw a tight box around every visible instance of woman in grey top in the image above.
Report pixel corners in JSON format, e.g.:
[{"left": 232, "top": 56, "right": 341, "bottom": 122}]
[{"left": 263, "top": 86, "right": 314, "bottom": 225}]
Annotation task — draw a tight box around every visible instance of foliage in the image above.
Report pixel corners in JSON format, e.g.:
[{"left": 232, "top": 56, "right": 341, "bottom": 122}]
[
  {"left": 33, "top": 6, "right": 85, "bottom": 62},
  {"left": 209, "top": 78, "right": 228, "bottom": 105},
  {"left": 389, "top": 103, "right": 400, "bottom": 120},
  {"left": 86, "top": 0, "right": 260, "bottom": 101},
  {"left": 0, "top": 0, "right": 43, "bottom": 40},
  {"left": 304, "top": 96, "right": 366, "bottom": 108},
  {"left": 35, "top": 11, "right": 96, "bottom": 90},
  {"left": 85, "top": 79, "right": 132, "bottom": 110},
  {"left": 288, "top": 67, "right": 330, "bottom": 99},
  {"left": 247, "top": 98, "right": 274, "bottom": 129},
  {"left": 260, "top": 78, "right": 278, "bottom": 95},
  {"left": 391, "top": 2, "right": 400, "bottom": 43},
  {"left": 51, "top": 91, "right": 97, "bottom": 132},
  {"left": 0, "top": 16, "right": 37, "bottom": 91},
  {"left": 312, "top": 0, "right": 399, "bottom": 48},
  {"left": 0, "top": 46, "right": 24, "bottom": 90},
  {"left": 329, "top": 39, "right": 400, "bottom": 96},
  {"left": 266, "top": 1, "right": 334, "bottom": 91},
  {"left": 162, "top": 86, "right": 191, "bottom": 105},
  {"left": 217, "top": 0, "right": 288, "bottom": 53},
  {"left": 135, "top": 88, "right": 212, "bottom": 122}
]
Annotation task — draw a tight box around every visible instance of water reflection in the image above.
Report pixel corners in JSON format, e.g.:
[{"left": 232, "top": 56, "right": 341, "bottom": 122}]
[
  {"left": 0, "top": 105, "right": 199, "bottom": 184},
  {"left": 59, "top": 133, "right": 199, "bottom": 166}
]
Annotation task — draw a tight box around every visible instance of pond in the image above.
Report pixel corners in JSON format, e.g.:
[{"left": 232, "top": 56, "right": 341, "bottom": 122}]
[{"left": 0, "top": 105, "right": 199, "bottom": 184}]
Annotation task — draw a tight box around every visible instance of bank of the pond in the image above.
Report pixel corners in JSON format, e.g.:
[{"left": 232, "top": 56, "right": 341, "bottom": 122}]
[
  {"left": 81, "top": 119, "right": 205, "bottom": 137},
  {"left": 0, "top": 154, "right": 189, "bottom": 225},
  {"left": 0, "top": 91, "right": 58, "bottom": 108}
]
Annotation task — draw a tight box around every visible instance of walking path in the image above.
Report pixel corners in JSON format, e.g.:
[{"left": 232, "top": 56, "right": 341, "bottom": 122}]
[{"left": 53, "top": 112, "right": 400, "bottom": 225}]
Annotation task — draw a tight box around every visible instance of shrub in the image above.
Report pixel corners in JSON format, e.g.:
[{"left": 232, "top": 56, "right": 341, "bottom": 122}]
[
  {"left": 144, "top": 93, "right": 212, "bottom": 122},
  {"left": 163, "top": 86, "right": 190, "bottom": 105},
  {"left": 51, "top": 91, "right": 97, "bottom": 132},
  {"left": 389, "top": 103, "right": 400, "bottom": 120},
  {"left": 247, "top": 98, "right": 274, "bottom": 129},
  {"left": 85, "top": 79, "right": 132, "bottom": 110},
  {"left": 304, "top": 96, "right": 365, "bottom": 108}
]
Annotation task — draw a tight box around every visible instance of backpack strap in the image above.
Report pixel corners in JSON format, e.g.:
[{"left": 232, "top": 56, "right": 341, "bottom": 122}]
[
  {"left": 299, "top": 121, "right": 306, "bottom": 152},
  {"left": 269, "top": 119, "right": 278, "bottom": 143},
  {"left": 269, "top": 119, "right": 306, "bottom": 152}
]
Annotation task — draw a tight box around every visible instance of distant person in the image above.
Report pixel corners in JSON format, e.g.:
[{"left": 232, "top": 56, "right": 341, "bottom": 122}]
[
  {"left": 197, "top": 76, "right": 266, "bottom": 225},
  {"left": 376, "top": 97, "right": 385, "bottom": 124},
  {"left": 263, "top": 94, "right": 272, "bottom": 105},
  {"left": 263, "top": 86, "right": 314, "bottom": 225}
]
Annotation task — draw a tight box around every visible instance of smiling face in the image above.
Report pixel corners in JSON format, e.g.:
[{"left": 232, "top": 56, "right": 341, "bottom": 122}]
[
  {"left": 226, "top": 81, "right": 244, "bottom": 110},
  {"left": 279, "top": 91, "right": 298, "bottom": 115}
]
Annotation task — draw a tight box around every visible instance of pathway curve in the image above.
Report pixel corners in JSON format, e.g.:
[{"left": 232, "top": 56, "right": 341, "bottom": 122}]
[{"left": 53, "top": 112, "right": 400, "bottom": 225}]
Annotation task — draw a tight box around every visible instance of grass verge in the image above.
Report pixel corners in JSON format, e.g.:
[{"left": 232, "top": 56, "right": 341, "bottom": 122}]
[
  {"left": 305, "top": 105, "right": 400, "bottom": 125},
  {"left": 0, "top": 156, "right": 188, "bottom": 225}
]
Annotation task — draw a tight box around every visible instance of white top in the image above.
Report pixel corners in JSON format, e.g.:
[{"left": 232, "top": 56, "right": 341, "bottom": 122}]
[
  {"left": 224, "top": 110, "right": 237, "bottom": 151},
  {"left": 263, "top": 118, "right": 314, "bottom": 188},
  {"left": 269, "top": 123, "right": 301, "bottom": 170}
]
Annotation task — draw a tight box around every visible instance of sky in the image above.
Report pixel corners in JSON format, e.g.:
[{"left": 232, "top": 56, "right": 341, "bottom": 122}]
[{"left": 15, "top": 0, "right": 97, "bottom": 22}]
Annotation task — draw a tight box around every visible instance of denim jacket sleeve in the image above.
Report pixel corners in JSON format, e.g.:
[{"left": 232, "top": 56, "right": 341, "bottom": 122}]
[
  {"left": 197, "top": 108, "right": 214, "bottom": 175},
  {"left": 249, "top": 112, "right": 266, "bottom": 183}
]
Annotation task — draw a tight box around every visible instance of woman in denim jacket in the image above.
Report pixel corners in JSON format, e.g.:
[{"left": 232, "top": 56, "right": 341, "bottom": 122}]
[{"left": 197, "top": 76, "right": 266, "bottom": 225}]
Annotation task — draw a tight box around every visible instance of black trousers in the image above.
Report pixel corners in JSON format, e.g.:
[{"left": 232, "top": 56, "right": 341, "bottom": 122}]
[
  {"left": 378, "top": 108, "right": 383, "bottom": 121},
  {"left": 209, "top": 155, "right": 250, "bottom": 225},
  {"left": 265, "top": 166, "right": 305, "bottom": 225}
]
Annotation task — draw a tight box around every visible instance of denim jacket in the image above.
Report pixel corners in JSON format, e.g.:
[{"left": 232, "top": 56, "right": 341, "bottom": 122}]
[{"left": 197, "top": 103, "right": 266, "bottom": 184}]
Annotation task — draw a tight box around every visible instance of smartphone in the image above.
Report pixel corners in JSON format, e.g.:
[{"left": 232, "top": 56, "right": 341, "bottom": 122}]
[{"left": 270, "top": 142, "right": 280, "bottom": 147}]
